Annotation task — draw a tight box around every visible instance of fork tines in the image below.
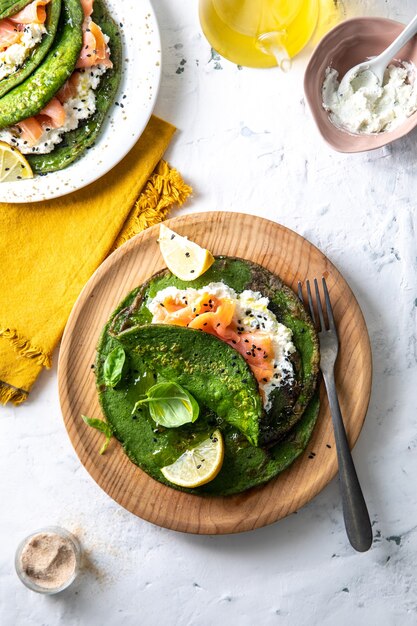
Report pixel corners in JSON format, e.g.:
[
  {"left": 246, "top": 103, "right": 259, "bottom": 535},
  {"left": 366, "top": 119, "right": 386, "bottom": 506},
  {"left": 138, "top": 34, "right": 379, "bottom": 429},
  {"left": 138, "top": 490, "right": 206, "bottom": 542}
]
[{"left": 298, "top": 277, "right": 335, "bottom": 333}]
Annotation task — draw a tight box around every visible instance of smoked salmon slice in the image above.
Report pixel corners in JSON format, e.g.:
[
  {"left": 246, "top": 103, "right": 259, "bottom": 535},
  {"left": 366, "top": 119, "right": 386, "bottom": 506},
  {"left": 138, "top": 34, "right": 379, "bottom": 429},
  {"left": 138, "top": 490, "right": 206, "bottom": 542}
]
[
  {"left": 80, "top": 0, "right": 93, "bottom": 18},
  {"left": 56, "top": 73, "right": 80, "bottom": 103},
  {"left": 9, "top": 0, "right": 51, "bottom": 25},
  {"left": 0, "top": 19, "right": 20, "bottom": 49},
  {"left": 76, "top": 18, "right": 112, "bottom": 68},
  {"left": 152, "top": 291, "right": 276, "bottom": 386},
  {"left": 16, "top": 97, "right": 66, "bottom": 144},
  {"left": 15, "top": 117, "right": 44, "bottom": 144},
  {"left": 38, "top": 96, "right": 66, "bottom": 127}
]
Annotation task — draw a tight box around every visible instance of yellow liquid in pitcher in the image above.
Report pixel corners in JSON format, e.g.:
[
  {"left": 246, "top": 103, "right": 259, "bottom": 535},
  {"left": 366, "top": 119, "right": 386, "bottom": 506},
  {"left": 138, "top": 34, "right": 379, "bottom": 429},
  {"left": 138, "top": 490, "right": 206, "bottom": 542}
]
[{"left": 199, "top": 0, "right": 319, "bottom": 68}]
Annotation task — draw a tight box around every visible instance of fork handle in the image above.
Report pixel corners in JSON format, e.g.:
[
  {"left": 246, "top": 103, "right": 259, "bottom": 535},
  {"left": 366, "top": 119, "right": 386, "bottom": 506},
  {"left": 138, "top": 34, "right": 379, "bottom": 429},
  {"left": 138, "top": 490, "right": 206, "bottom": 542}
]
[{"left": 322, "top": 372, "right": 373, "bottom": 552}]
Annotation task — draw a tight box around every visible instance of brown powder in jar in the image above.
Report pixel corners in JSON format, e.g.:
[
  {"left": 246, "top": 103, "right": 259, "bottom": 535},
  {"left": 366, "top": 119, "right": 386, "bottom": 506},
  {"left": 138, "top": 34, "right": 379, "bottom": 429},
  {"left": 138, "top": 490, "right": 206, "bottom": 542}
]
[{"left": 20, "top": 532, "right": 77, "bottom": 590}]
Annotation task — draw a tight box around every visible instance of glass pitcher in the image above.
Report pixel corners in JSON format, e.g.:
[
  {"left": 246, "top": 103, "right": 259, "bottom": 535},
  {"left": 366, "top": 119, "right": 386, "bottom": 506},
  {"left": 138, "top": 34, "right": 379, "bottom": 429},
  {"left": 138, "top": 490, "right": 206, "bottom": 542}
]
[{"left": 199, "top": 0, "right": 319, "bottom": 69}]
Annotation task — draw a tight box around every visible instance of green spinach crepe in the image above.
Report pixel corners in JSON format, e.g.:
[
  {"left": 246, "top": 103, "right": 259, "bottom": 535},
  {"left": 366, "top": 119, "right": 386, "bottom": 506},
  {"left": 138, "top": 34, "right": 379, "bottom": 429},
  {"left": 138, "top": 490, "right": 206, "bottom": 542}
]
[
  {"left": 0, "top": 0, "right": 62, "bottom": 98},
  {"left": 95, "top": 258, "right": 320, "bottom": 496},
  {"left": 0, "top": 0, "right": 83, "bottom": 128},
  {"left": 0, "top": 0, "right": 121, "bottom": 173},
  {"left": 28, "top": 0, "right": 122, "bottom": 173}
]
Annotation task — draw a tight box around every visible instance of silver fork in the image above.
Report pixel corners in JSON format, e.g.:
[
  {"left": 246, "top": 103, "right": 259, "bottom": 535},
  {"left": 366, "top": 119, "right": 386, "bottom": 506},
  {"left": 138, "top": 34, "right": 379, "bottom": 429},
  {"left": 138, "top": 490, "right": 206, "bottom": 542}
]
[{"left": 298, "top": 277, "right": 373, "bottom": 552}]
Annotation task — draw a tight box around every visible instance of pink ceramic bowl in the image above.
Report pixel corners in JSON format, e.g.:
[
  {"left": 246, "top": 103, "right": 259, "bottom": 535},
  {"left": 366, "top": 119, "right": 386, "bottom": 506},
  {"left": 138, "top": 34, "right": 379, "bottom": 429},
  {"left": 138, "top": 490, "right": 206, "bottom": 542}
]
[{"left": 304, "top": 17, "right": 417, "bottom": 153}]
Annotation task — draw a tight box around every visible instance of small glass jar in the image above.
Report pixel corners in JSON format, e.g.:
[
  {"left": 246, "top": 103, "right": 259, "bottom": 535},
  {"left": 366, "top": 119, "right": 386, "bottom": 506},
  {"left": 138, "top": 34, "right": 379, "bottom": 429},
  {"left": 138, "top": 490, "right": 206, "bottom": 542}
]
[{"left": 15, "top": 526, "right": 81, "bottom": 595}]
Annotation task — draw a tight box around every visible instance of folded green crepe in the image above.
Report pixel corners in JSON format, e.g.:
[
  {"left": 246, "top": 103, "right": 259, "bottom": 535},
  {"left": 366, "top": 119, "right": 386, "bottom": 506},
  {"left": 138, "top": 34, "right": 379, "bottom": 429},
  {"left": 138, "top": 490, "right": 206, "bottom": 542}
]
[
  {"left": 0, "top": 0, "right": 62, "bottom": 98},
  {"left": 95, "top": 258, "right": 320, "bottom": 496},
  {"left": 0, "top": 0, "right": 83, "bottom": 128},
  {"left": 0, "top": 0, "right": 121, "bottom": 173},
  {"left": 28, "top": 0, "right": 122, "bottom": 173}
]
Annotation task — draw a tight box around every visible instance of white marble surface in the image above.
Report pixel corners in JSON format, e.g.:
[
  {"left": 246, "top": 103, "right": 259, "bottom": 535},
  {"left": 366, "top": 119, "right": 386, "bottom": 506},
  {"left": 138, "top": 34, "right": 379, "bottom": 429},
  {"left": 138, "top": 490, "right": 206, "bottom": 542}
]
[{"left": 2, "top": 1, "right": 417, "bottom": 624}]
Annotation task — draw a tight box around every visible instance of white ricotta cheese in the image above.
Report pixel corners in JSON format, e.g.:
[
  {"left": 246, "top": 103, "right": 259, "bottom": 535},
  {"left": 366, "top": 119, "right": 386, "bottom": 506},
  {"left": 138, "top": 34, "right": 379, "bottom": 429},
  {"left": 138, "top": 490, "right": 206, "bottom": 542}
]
[
  {"left": 0, "top": 23, "right": 46, "bottom": 81},
  {"left": 0, "top": 64, "right": 108, "bottom": 153},
  {"left": 322, "top": 62, "right": 417, "bottom": 134},
  {"left": 147, "top": 282, "right": 296, "bottom": 411}
]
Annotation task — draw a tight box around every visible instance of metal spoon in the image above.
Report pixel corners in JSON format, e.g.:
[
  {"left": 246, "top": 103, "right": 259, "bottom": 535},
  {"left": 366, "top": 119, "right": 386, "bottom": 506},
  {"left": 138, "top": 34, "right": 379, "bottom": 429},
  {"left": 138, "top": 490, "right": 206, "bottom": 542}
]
[{"left": 338, "top": 12, "right": 417, "bottom": 95}]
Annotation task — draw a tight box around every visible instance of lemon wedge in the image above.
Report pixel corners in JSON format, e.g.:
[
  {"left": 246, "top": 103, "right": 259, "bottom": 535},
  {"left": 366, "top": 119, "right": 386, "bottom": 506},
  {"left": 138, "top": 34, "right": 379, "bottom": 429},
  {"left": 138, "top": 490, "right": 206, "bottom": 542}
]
[
  {"left": 161, "top": 429, "right": 224, "bottom": 488},
  {"left": 158, "top": 224, "right": 214, "bottom": 281},
  {"left": 0, "top": 141, "right": 33, "bottom": 183}
]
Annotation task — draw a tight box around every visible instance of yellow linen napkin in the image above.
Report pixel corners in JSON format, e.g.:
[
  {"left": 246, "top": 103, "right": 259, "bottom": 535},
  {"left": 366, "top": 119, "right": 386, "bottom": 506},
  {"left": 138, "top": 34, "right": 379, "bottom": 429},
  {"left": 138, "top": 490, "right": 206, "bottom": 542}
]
[{"left": 0, "top": 115, "right": 192, "bottom": 405}]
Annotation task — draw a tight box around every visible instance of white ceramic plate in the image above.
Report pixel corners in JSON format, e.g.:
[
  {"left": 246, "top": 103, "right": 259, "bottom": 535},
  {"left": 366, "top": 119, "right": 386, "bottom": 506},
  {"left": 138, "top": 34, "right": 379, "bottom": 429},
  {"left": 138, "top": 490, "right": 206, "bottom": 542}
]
[{"left": 0, "top": 0, "right": 161, "bottom": 203}]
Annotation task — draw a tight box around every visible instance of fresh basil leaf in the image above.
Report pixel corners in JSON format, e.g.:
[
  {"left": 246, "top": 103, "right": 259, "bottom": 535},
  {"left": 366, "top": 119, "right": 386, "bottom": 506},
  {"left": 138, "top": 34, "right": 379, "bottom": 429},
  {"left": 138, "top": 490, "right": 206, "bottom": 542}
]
[
  {"left": 132, "top": 381, "right": 199, "bottom": 428},
  {"left": 103, "top": 345, "right": 126, "bottom": 388},
  {"left": 81, "top": 414, "right": 113, "bottom": 454}
]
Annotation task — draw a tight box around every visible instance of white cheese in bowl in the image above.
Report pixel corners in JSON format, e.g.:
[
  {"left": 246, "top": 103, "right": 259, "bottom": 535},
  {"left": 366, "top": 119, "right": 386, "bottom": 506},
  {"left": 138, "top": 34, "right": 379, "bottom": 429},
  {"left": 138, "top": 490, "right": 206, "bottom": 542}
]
[{"left": 322, "top": 62, "right": 417, "bottom": 134}]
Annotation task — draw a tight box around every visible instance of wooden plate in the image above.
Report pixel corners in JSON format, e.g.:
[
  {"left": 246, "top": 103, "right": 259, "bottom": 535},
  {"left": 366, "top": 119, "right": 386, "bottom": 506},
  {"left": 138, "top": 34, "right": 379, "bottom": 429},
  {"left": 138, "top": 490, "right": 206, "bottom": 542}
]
[{"left": 58, "top": 212, "right": 372, "bottom": 534}]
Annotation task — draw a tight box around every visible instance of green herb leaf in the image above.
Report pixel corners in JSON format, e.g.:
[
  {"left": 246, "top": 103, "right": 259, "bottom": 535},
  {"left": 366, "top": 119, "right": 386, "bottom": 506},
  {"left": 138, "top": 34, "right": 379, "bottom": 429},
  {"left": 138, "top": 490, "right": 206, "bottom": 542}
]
[
  {"left": 81, "top": 415, "right": 113, "bottom": 454},
  {"left": 132, "top": 381, "right": 199, "bottom": 428},
  {"left": 103, "top": 345, "right": 126, "bottom": 388}
]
